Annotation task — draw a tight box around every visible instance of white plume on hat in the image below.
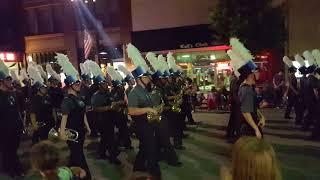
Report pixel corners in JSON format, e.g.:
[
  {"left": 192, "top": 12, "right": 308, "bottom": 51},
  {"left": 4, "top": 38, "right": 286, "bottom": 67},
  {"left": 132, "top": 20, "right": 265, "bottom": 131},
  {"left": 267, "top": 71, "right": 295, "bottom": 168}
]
[
  {"left": 0, "top": 60, "right": 9, "bottom": 77},
  {"left": 107, "top": 66, "right": 122, "bottom": 81},
  {"left": 294, "top": 54, "right": 305, "bottom": 67},
  {"left": 79, "top": 63, "right": 89, "bottom": 76},
  {"left": 158, "top": 54, "right": 169, "bottom": 73},
  {"left": 167, "top": 52, "right": 181, "bottom": 72},
  {"left": 229, "top": 38, "right": 255, "bottom": 74},
  {"left": 146, "top": 52, "right": 161, "bottom": 72},
  {"left": 302, "top": 50, "right": 316, "bottom": 66},
  {"left": 46, "top": 64, "right": 61, "bottom": 81},
  {"left": 83, "top": 60, "right": 103, "bottom": 77},
  {"left": 10, "top": 69, "right": 21, "bottom": 85},
  {"left": 227, "top": 49, "right": 241, "bottom": 77},
  {"left": 311, "top": 49, "right": 320, "bottom": 66},
  {"left": 56, "top": 53, "right": 78, "bottom": 78},
  {"left": 230, "top": 38, "right": 254, "bottom": 60},
  {"left": 37, "top": 65, "right": 47, "bottom": 80},
  {"left": 126, "top": 43, "right": 150, "bottom": 72},
  {"left": 283, "top": 56, "right": 294, "bottom": 68},
  {"left": 28, "top": 62, "right": 44, "bottom": 85},
  {"left": 20, "top": 68, "right": 29, "bottom": 81},
  {"left": 118, "top": 65, "right": 132, "bottom": 77}
]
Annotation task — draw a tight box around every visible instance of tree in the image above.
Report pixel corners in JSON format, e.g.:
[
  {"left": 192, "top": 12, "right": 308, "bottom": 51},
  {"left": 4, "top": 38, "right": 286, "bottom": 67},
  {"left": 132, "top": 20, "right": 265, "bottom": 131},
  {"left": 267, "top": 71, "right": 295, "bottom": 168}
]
[{"left": 209, "top": 0, "right": 287, "bottom": 53}]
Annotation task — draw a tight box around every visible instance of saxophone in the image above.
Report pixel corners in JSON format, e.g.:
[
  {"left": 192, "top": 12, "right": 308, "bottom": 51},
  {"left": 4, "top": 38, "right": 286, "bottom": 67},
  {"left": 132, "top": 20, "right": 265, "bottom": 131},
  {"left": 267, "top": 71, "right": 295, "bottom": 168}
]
[
  {"left": 171, "top": 91, "right": 183, "bottom": 113},
  {"left": 147, "top": 103, "right": 165, "bottom": 122}
]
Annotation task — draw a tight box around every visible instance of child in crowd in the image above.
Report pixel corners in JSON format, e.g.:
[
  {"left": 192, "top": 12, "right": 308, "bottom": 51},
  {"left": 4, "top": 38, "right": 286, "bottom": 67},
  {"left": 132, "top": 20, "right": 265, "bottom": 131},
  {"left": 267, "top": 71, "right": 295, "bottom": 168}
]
[
  {"left": 220, "top": 136, "right": 282, "bottom": 180},
  {"left": 30, "top": 141, "right": 86, "bottom": 180}
]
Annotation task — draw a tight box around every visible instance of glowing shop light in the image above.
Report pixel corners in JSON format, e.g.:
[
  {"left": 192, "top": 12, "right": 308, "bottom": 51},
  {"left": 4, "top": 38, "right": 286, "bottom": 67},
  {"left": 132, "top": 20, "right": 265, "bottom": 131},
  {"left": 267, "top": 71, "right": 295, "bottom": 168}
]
[{"left": 181, "top": 55, "right": 190, "bottom": 58}]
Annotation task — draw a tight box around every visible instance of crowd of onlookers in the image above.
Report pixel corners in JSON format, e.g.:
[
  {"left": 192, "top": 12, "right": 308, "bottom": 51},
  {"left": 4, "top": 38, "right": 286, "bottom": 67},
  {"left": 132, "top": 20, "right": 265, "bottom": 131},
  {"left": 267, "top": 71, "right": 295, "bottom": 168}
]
[{"left": 191, "top": 70, "right": 287, "bottom": 111}]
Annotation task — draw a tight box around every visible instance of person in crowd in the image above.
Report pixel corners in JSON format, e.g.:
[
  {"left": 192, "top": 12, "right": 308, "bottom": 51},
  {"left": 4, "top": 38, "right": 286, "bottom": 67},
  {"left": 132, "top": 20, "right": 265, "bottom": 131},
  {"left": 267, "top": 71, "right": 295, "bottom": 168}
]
[
  {"left": 30, "top": 140, "right": 86, "bottom": 180},
  {"left": 220, "top": 136, "right": 282, "bottom": 180},
  {"left": 273, "top": 71, "right": 285, "bottom": 107},
  {"left": 259, "top": 84, "right": 275, "bottom": 108},
  {"left": 0, "top": 62, "right": 24, "bottom": 178}
]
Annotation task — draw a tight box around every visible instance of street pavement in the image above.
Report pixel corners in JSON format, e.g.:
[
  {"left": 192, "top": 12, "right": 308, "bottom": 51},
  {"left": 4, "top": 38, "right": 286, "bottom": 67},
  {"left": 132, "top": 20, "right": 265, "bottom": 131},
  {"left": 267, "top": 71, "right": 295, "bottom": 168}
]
[{"left": 22, "top": 108, "right": 320, "bottom": 180}]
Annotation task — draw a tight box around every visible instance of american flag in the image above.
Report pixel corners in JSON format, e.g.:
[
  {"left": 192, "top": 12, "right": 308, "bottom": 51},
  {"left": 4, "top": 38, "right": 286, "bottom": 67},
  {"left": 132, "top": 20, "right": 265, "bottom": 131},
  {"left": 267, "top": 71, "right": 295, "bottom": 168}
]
[{"left": 84, "top": 29, "right": 93, "bottom": 59}]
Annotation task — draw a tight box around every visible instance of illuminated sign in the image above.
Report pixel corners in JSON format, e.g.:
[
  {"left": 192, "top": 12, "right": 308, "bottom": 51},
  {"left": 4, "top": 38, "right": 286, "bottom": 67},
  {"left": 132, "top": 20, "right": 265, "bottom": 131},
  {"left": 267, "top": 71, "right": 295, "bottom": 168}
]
[
  {"left": 0, "top": 52, "right": 17, "bottom": 62},
  {"left": 217, "top": 62, "right": 231, "bottom": 70}
]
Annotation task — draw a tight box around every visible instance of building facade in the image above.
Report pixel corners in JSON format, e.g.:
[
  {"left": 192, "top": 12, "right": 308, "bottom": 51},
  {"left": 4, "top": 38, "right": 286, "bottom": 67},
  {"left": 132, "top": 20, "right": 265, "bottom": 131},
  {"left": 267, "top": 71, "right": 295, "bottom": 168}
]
[{"left": 23, "top": 0, "right": 132, "bottom": 67}]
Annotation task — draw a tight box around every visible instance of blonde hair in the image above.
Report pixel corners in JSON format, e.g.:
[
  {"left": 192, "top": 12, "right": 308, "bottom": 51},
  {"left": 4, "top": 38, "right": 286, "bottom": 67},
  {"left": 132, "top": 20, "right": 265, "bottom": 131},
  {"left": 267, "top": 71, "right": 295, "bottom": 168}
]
[
  {"left": 231, "top": 137, "right": 281, "bottom": 180},
  {"left": 30, "top": 141, "right": 61, "bottom": 180}
]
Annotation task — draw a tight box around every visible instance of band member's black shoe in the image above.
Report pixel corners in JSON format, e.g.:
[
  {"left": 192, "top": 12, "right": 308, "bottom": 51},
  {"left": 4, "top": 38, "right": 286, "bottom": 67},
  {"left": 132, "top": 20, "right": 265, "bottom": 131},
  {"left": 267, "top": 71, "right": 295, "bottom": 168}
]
[{"left": 284, "top": 116, "right": 292, "bottom": 119}]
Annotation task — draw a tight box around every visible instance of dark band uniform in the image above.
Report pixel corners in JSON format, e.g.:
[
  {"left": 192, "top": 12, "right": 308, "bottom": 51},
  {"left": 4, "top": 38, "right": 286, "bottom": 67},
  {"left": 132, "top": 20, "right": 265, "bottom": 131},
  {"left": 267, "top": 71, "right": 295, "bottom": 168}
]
[
  {"left": 0, "top": 90, "right": 23, "bottom": 176},
  {"left": 91, "top": 90, "right": 119, "bottom": 160},
  {"left": 128, "top": 84, "right": 161, "bottom": 176},
  {"left": 61, "top": 94, "right": 91, "bottom": 179},
  {"left": 30, "top": 94, "right": 55, "bottom": 143},
  {"left": 111, "top": 86, "right": 132, "bottom": 148},
  {"left": 149, "top": 86, "right": 179, "bottom": 165}
]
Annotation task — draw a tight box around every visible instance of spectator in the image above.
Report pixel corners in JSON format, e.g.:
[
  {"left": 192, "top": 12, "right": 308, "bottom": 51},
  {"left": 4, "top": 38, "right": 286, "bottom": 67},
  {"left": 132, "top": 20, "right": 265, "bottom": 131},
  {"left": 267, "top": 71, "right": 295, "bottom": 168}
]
[
  {"left": 220, "top": 136, "right": 282, "bottom": 180},
  {"left": 273, "top": 71, "right": 285, "bottom": 107},
  {"left": 207, "top": 87, "right": 217, "bottom": 110},
  {"left": 30, "top": 141, "right": 86, "bottom": 180}
]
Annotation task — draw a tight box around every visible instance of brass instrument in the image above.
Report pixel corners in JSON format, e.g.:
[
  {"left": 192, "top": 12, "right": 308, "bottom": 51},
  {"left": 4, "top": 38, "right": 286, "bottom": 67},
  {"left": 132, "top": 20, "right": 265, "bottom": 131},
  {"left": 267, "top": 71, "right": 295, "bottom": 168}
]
[
  {"left": 48, "top": 128, "right": 79, "bottom": 143},
  {"left": 23, "top": 122, "right": 47, "bottom": 135},
  {"left": 171, "top": 91, "right": 183, "bottom": 113},
  {"left": 147, "top": 103, "right": 165, "bottom": 122}
]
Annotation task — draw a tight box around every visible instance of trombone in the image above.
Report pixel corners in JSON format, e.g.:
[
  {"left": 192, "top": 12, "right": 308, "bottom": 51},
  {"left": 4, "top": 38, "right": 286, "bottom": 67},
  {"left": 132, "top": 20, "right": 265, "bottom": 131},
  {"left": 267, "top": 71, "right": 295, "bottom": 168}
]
[{"left": 48, "top": 127, "right": 79, "bottom": 143}]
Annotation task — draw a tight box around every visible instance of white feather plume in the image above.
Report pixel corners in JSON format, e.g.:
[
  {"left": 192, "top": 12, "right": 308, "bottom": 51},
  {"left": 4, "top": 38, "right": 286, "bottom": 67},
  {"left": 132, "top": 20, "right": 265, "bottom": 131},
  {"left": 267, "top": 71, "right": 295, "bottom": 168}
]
[
  {"left": 55, "top": 53, "right": 79, "bottom": 78},
  {"left": 227, "top": 50, "right": 241, "bottom": 77},
  {"left": 146, "top": 52, "right": 161, "bottom": 72},
  {"left": 115, "top": 70, "right": 124, "bottom": 81},
  {"left": 158, "top": 55, "right": 169, "bottom": 73},
  {"left": 283, "top": 56, "right": 294, "bottom": 67},
  {"left": 294, "top": 54, "right": 305, "bottom": 67},
  {"left": 311, "top": 49, "right": 320, "bottom": 66},
  {"left": 83, "top": 60, "right": 103, "bottom": 77},
  {"left": 167, "top": 52, "right": 180, "bottom": 72},
  {"left": 28, "top": 63, "right": 44, "bottom": 85},
  {"left": 107, "top": 66, "right": 122, "bottom": 81},
  {"left": 303, "top": 50, "right": 316, "bottom": 66},
  {"left": 37, "top": 65, "right": 47, "bottom": 79},
  {"left": 230, "top": 38, "right": 254, "bottom": 61},
  {"left": 126, "top": 43, "right": 150, "bottom": 72},
  {"left": 20, "top": 68, "right": 29, "bottom": 80},
  {"left": 46, "top": 64, "right": 61, "bottom": 81},
  {"left": 10, "top": 69, "right": 21, "bottom": 84},
  {"left": 0, "top": 60, "right": 9, "bottom": 76},
  {"left": 118, "top": 65, "right": 131, "bottom": 76}
]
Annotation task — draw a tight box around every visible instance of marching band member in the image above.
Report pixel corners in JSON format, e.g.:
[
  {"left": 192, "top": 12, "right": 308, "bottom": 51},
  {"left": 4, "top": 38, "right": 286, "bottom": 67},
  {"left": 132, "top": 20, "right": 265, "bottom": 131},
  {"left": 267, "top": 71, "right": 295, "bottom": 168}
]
[
  {"left": 28, "top": 63, "right": 55, "bottom": 144},
  {"left": 228, "top": 38, "right": 265, "bottom": 139},
  {"left": 91, "top": 73, "right": 121, "bottom": 164},
  {"left": 310, "top": 49, "right": 320, "bottom": 140},
  {"left": 126, "top": 44, "right": 161, "bottom": 178},
  {"left": 146, "top": 52, "right": 182, "bottom": 166},
  {"left": 108, "top": 67, "right": 133, "bottom": 149},
  {"left": 0, "top": 60, "right": 24, "bottom": 177},
  {"left": 57, "top": 53, "right": 92, "bottom": 179}
]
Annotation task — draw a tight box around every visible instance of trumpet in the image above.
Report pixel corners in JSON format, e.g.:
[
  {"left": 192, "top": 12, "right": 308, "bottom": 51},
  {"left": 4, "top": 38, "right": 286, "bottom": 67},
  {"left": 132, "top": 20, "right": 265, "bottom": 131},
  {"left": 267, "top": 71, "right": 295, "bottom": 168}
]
[
  {"left": 48, "top": 128, "right": 79, "bottom": 143},
  {"left": 147, "top": 103, "right": 165, "bottom": 122}
]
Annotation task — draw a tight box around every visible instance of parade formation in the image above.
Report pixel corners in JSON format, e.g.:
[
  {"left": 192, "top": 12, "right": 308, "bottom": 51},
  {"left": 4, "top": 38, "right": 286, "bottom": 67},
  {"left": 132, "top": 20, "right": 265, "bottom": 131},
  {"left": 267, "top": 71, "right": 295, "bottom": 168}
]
[{"left": 0, "top": 38, "right": 320, "bottom": 180}]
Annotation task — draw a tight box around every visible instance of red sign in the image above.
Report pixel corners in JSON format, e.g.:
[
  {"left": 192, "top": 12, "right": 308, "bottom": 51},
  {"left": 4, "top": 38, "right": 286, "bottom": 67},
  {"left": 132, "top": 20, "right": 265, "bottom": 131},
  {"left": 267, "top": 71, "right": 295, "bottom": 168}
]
[{"left": 0, "top": 52, "right": 17, "bottom": 62}]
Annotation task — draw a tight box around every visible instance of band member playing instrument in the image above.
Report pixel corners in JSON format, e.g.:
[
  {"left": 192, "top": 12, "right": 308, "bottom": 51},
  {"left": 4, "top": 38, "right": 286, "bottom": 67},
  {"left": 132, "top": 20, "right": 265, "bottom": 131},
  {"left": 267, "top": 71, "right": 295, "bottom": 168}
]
[
  {"left": 30, "top": 82, "right": 55, "bottom": 144},
  {"left": 91, "top": 75, "right": 121, "bottom": 164},
  {"left": 0, "top": 62, "right": 24, "bottom": 177}
]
